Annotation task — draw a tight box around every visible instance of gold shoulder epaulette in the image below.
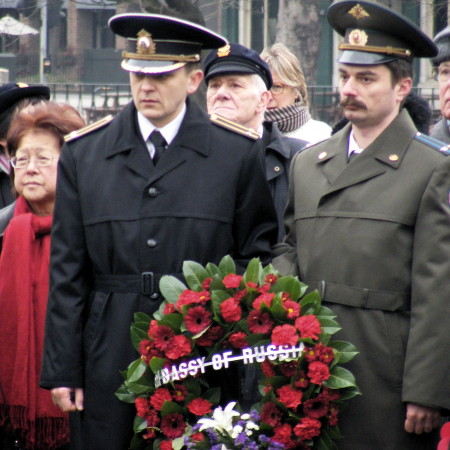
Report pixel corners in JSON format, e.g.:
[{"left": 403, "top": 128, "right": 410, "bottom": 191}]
[
  {"left": 210, "top": 113, "right": 260, "bottom": 140},
  {"left": 64, "top": 115, "right": 114, "bottom": 142}
]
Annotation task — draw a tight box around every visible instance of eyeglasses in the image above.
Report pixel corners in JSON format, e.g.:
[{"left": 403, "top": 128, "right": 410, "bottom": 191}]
[
  {"left": 433, "top": 66, "right": 450, "bottom": 83},
  {"left": 10, "top": 155, "right": 59, "bottom": 169},
  {"left": 270, "top": 84, "right": 287, "bottom": 95}
]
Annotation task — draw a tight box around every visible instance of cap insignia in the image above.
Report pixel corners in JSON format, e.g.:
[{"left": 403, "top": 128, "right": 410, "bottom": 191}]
[
  {"left": 16, "top": 82, "right": 29, "bottom": 88},
  {"left": 217, "top": 44, "right": 231, "bottom": 57},
  {"left": 136, "top": 29, "right": 156, "bottom": 55},
  {"left": 348, "top": 4, "right": 370, "bottom": 20},
  {"left": 348, "top": 29, "right": 368, "bottom": 47}
]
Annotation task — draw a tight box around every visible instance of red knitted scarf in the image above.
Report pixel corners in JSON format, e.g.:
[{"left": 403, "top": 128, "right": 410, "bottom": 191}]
[{"left": 0, "top": 196, "right": 69, "bottom": 449}]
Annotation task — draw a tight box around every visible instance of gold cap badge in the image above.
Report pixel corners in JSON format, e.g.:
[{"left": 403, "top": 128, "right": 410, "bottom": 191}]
[
  {"left": 136, "top": 30, "right": 156, "bottom": 55},
  {"left": 348, "top": 4, "right": 370, "bottom": 20},
  {"left": 348, "top": 29, "right": 368, "bottom": 47},
  {"left": 217, "top": 44, "right": 231, "bottom": 57}
]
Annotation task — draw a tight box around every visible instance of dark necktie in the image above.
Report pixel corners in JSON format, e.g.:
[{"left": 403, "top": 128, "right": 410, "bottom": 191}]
[
  {"left": 348, "top": 151, "right": 359, "bottom": 163},
  {"left": 149, "top": 130, "right": 167, "bottom": 165}
]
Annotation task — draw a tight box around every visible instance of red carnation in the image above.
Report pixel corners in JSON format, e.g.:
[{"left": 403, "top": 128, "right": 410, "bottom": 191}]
[
  {"left": 228, "top": 332, "right": 248, "bottom": 349},
  {"left": 272, "top": 423, "right": 296, "bottom": 449},
  {"left": 303, "top": 395, "right": 330, "bottom": 419},
  {"left": 261, "top": 360, "right": 276, "bottom": 378},
  {"left": 187, "top": 398, "right": 213, "bottom": 416},
  {"left": 184, "top": 306, "right": 212, "bottom": 335},
  {"left": 321, "top": 387, "right": 341, "bottom": 402},
  {"left": 252, "top": 292, "right": 275, "bottom": 310},
  {"left": 295, "top": 315, "right": 321, "bottom": 340},
  {"left": 176, "top": 289, "right": 210, "bottom": 310},
  {"left": 327, "top": 405, "right": 339, "bottom": 426},
  {"left": 279, "top": 361, "right": 299, "bottom": 377},
  {"left": 202, "top": 277, "right": 213, "bottom": 289},
  {"left": 139, "top": 339, "right": 163, "bottom": 364},
  {"left": 161, "top": 413, "right": 187, "bottom": 439},
  {"left": 160, "top": 440, "right": 174, "bottom": 450},
  {"left": 293, "top": 417, "right": 321, "bottom": 441},
  {"left": 153, "top": 325, "right": 175, "bottom": 352},
  {"left": 220, "top": 297, "right": 242, "bottom": 322},
  {"left": 150, "top": 388, "right": 172, "bottom": 411},
  {"left": 307, "top": 361, "right": 330, "bottom": 385},
  {"left": 247, "top": 309, "right": 274, "bottom": 334},
  {"left": 223, "top": 273, "right": 243, "bottom": 289},
  {"left": 260, "top": 402, "right": 282, "bottom": 427},
  {"left": 233, "top": 289, "right": 247, "bottom": 302},
  {"left": 165, "top": 334, "right": 192, "bottom": 360},
  {"left": 172, "top": 384, "right": 188, "bottom": 402},
  {"left": 276, "top": 385, "right": 303, "bottom": 409},
  {"left": 135, "top": 397, "right": 151, "bottom": 419},
  {"left": 271, "top": 324, "right": 299, "bottom": 346},
  {"left": 163, "top": 303, "right": 176, "bottom": 315},
  {"left": 282, "top": 299, "right": 301, "bottom": 319},
  {"left": 305, "top": 343, "right": 334, "bottom": 365},
  {"left": 196, "top": 325, "right": 224, "bottom": 347}
]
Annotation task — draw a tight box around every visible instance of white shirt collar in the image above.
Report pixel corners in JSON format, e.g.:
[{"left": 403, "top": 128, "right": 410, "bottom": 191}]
[{"left": 347, "top": 129, "right": 364, "bottom": 157}]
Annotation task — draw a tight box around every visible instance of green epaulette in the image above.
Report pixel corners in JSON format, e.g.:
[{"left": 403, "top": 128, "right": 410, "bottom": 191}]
[
  {"left": 210, "top": 113, "right": 260, "bottom": 140},
  {"left": 414, "top": 132, "right": 450, "bottom": 155},
  {"left": 64, "top": 115, "right": 114, "bottom": 142}
]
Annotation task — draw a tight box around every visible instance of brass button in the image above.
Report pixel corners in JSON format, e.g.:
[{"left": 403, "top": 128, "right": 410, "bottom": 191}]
[
  {"left": 148, "top": 187, "right": 158, "bottom": 197},
  {"left": 146, "top": 239, "right": 157, "bottom": 248},
  {"left": 318, "top": 152, "right": 327, "bottom": 160},
  {"left": 274, "top": 166, "right": 281, "bottom": 172},
  {"left": 389, "top": 154, "right": 399, "bottom": 161}
]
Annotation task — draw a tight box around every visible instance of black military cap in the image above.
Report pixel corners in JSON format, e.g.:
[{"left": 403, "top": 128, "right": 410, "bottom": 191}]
[
  {"left": 432, "top": 26, "right": 450, "bottom": 67},
  {"left": 327, "top": 1, "right": 437, "bottom": 65},
  {"left": 203, "top": 43, "right": 273, "bottom": 89},
  {"left": 0, "top": 82, "right": 50, "bottom": 113},
  {"left": 108, "top": 13, "right": 227, "bottom": 74}
]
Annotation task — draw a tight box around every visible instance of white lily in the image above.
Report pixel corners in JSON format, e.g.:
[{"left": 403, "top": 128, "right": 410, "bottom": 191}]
[{"left": 197, "top": 402, "right": 240, "bottom": 433}]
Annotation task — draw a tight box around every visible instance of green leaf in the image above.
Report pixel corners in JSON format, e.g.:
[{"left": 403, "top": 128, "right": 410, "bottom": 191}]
[
  {"left": 172, "top": 435, "right": 186, "bottom": 450},
  {"left": 337, "top": 385, "right": 361, "bottom": 401},
  {"left": 159, "top": 275, "right": 187, "bottom": 303},
  {"left": 270, "top": 294, "right": 288, "bottom": 322},
  {"left": 159, "top": 313, "right": 183, "bottom": 331},
  {"left": 115, "top": 384, "right": 137, "bottom": 403},
  {"left": 300, "top": 290, "right": 322, "bottom": 313},
  {"left": 161, "top": 401, "right": 183, "bottom": 417},
  {"left": 243, "top": 258, "right": 262, "bottom": 284},
  {"left": 183, "top": 260, "right": 210, "bottom": 291},
  {"left": 330, "top": 340, "right": 359, "bottom": 364},
  {"left": 218, "top": 255, "right": 236, "bottom": 275},
  {"left": 149, "top": 357, "right": 166, "bottom": 375},
  {"left": 272, "top": 276, "right": 304, "bottom": 302},
  {"left": 204, "top": 387, "right": 221, "bottom": 404},
  {"left": 319, "top": 317, "right": 341, "bottom": 336},
  {"left": 211, "top": 289, "right": 231, "bottom": 319},
  {"left": 131, "top": 320, "right": 151, "bottom": 351},
  {"left": 133, "top": 415, "right": 147, "bottom": 433},
  {"left": 315, "top": 425, "right": 338, "bottom": 450},
  {"left": 205, "top": 262, "right": 221, "bottom": 278},
  {"left": 324, "top": 366, "right": 357, "bottom": 389},
  {"left": 127, "top": 359, "right": 148, "bottom": 383}
]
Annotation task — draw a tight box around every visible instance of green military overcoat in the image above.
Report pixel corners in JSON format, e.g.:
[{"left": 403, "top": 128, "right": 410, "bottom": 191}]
[{"left": 273, "top": 110, "right": 450, "bottom": 449}]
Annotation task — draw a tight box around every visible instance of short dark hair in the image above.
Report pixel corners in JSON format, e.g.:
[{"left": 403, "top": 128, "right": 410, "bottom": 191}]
[{"left": 385, "top": 59, "right": 413, "bottom": 86}]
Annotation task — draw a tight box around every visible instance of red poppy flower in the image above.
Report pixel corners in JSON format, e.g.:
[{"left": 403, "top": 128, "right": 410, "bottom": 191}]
[
  {"left": 184, "top": 306, "right": 212, "bottom": 335},
  {"left": 152, "top": 325, "right": 175, "bottom": 352},
  {"left": 228, "top": 332, "right": 248, "bottom": 349},
  {"left": 172, "top": 384, "right": 188, "bottom": 402},
  {"left": 195, "top": 325, "right": 224, "bottom": 347},
  {"left": 187, "top": 398, "right": 213, "bottom": 416},
  {"left": 252, "top": 292, "right": 275, "bottom": 310},
  {"left": 282, "top": 299, "right": 301, "bottom": 319},
  {"left": 307, "top": 361, "right": 330, "bottom": 385},
  {"left": 305, "top": 343, "right": 334, "bottom": 365},
  {"left": 222, "top": 273, "right": 243, "bottom": 289},
  {"left": 161, "top": 413, "right": 187, "bottom": 439},
  {"left": 271, "top": 324, "right": 299, "bottom": 346},
  {"left": 150, "top": 388, "right": 172, "bottom": 411},
  {"left": 293, "top": 417, "right": 322, "bottom": 441},
  {"left": 276, "top": 385, "right": 303, "bottom": 409},
  {"left": 220, "top": 297, "right": 242, "bottom": 322},
  {"left": 260, "top": 402, "right": 282, "bottom": 427},
  {"left": 295, "top": 315, "right": 321, "bottom": 340},
  {"left": 303, "top": 395, "right": 330, "bottom": 419},
  {"left": 247, "top": 309, "right": 274, "bottom": 334},
  {"left": 164, "top": 335, "right": 191, "bottom": 360}
]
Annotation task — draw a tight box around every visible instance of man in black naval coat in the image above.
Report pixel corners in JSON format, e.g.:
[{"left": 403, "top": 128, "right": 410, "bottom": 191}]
[
  {"left": 40, "top": 14, "right": 278, "bottom": 450},
  {"left": 203, "top": 43, "right": 307, "bottom": 241}
]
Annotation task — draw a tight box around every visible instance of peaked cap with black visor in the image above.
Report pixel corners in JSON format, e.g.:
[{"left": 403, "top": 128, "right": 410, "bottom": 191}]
[
  {"left": 327, "top": 1, "right": 437, "bottom": 66},
  {"left": 108, "top": 13, "right": 228, "bottom": 74}
]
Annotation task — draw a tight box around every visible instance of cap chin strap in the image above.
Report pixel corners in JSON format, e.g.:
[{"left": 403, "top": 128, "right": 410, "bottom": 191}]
[
  {"left": 122, "top": 50, "right": 200, "bottom": 62},
  {"left": 339, "top": 43, "right": 411, "bottom": 57}
]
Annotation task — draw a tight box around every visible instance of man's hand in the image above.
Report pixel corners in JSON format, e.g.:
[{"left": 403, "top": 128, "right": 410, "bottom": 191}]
[
  {"left": 51, "top": 387, "right": 84, "bottom": 412},
  {"left": 404, "top": 403, "right": 440, "bottom": 434}
]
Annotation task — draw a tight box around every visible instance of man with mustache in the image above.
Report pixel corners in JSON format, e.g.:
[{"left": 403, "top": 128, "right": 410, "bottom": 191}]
[{"left": 273, "top": 1, "right": 450, "bottom": 449}]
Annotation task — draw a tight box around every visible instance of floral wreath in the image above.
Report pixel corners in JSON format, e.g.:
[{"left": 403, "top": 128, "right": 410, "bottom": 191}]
[{"left": 116, "top": 256, "right": 359, "bottom": 450}]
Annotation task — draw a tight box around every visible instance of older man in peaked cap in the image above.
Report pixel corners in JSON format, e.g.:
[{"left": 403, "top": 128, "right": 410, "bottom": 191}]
[
  {"left": 273, "top": 1, "right": 450, "bottom": 448},
  {"left": 431, "top": 25, "right": 450, "bottom": 142},
  {"left": 40, "top": 13, "right": 277, "bottom": 449}
]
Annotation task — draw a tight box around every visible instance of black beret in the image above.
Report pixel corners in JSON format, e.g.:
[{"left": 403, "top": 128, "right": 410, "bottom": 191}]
[
  {"left": 0, "top": 82, "right": 50, "bottom": 113},
  {"left": 432, "top": 26, "right": 450, "bottom": 67},
  {"left": 203, "top": 43, "right": 273, "bottom": 89},
  {"left": 327, "top": 1, "right": 437, "bottom": 65},
  {"left": 109, "top": 13, "right": 227, "bottom": 74}
]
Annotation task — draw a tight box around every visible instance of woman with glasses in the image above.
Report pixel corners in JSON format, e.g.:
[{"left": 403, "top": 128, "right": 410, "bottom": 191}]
[
  {"left": 0, "top": 101, "right": 84, "bottom": 450},
  {"left": 261, "top": 43, "right": 332, "bottom": 144}
]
